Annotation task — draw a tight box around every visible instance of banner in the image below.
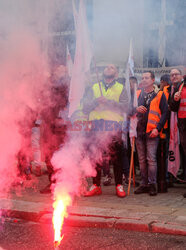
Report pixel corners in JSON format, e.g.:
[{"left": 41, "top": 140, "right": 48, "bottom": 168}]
[
  {"left": 168, "top": 110, "right": 180, "bottom": 177},
  {"left": 68, "top": 0, "right": 92, "bottom": 117}
]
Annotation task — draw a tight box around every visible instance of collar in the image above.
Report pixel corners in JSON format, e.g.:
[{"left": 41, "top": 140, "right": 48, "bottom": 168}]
[{"left": 102, "top": 79, "right": 116, "bottom": 90}]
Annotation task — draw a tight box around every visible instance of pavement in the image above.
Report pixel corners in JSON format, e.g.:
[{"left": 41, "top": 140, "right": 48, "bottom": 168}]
[{"left": 0, "top": 174, "right": 186, "bottom": 236}]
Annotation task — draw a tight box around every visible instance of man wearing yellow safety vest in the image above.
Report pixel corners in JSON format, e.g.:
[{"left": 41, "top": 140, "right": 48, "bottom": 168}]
[
  {"left": 82, "top": 64, "right": 129, "bottom": 198},
  {"left": 134, "top": 71, "right": 168, "bottom": 196},
  {"left": 170, "top": 69, "right": 186, "bottom": 198}
]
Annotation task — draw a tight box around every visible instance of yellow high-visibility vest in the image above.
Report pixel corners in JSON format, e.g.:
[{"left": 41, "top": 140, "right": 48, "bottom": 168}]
[{"left": 89, "top": 81, "right": 124, "bottom": 122}]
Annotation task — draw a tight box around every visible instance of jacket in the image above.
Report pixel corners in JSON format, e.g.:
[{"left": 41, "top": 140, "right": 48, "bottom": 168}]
[
  {"left": 170, "top": 82, "right": 186, "bottom": 133},
  {"left": 136, "top": 89, "right": 168, "bottom": 137}
]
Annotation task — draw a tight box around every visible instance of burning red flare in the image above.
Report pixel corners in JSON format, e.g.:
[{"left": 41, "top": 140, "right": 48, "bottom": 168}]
[{"left": 52, "top": 194, "right": 71, "bottom": 248}]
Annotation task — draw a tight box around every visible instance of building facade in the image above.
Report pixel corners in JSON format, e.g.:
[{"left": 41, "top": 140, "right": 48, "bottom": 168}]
[{"left": 1, "top": 0, "right": 185, "bottom": 70}]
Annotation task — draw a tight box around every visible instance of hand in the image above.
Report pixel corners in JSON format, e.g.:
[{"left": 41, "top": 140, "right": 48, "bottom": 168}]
[
  {"left": 174, "top": 91, "right": 181, "bottom": 101},
  {"left": 149, "top": 128, "right": 159, "bottom": 138},
  {"left": 96, "top": 96, "right": 107, "bottom": 104},
  {"left": 136, "top": 105, "right": 147, "bottom": 114}
]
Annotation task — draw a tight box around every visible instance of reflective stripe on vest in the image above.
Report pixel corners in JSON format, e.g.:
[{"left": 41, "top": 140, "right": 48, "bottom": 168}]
[
  {"left": 178, "top": 85, "right": 186, "bottom": 118},
  {"left": 149, "top": 110, "right": 161, "bottom": 119},
  {"left": 180, "top": 98, "right": 186, "bottom": 103},
  {"left": 89, "top": 81, "right": 124, "bottom": 122}
]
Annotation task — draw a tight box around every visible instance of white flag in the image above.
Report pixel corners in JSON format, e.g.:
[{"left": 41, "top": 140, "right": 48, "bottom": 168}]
[
  {"left": 129, "top": 83, "right": 138, "bottom": 138},
  {"left": 68, "top": 0, "right": 92, "bottom": 117},
  {"left": 66, "top": 45, "right": 73, "bottom": 77},
  {"left": 124, "top": 39, "right": 137, "bottom": 139},
  {"left": 125, "top": 39, "right": 134, "bottom": 104}
]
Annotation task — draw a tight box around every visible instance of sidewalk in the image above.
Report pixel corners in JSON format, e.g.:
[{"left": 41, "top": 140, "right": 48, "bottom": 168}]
[{"left": 0, "top": 174, "right": 186, "bottom": 236}]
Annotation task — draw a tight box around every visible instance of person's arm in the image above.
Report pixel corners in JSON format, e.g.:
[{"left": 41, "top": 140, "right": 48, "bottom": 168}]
[
  {"left": 129, "top": 89, "right": 147, "bottom": 116},
  {"left": 169, "top": 85, "right": 181, "bottom": 112},
  {"left": 82, "top": 86, "right": 98, "bottom": 115}
]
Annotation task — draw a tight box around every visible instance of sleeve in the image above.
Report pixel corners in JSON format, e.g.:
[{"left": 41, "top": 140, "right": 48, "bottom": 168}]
[
  {"left": 156, "top": 93, "right": 168, "bottom": 132},
  {"left": 169, "top": 85, "right": 181, "bottom": 112}
]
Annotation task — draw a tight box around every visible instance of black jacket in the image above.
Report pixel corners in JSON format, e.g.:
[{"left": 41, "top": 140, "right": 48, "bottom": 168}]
[{"left": 170, "top": 82, "right": 186, "bottom": 133}]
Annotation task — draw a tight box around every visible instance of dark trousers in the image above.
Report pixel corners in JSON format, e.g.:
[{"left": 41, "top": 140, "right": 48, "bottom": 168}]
[
  {"left": 123, "top": 146, "right": 129, "bottom": 178},
  {"left": 179, "top": 129, "right": 186, "bottom": 180},
  {"left": 93, "top": 136, "right": 123, "bottom": 186},
  {"left": 157, "top": 138, "right": 168, "bottom": 192}
]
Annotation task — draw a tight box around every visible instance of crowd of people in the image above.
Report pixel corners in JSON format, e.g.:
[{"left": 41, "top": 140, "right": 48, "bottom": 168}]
[
  {"left": 17, "top": 63, "right": 186, "bottom": 199},
  {"left": 82, "top": 66, "right": 186, "bottom": 198}
]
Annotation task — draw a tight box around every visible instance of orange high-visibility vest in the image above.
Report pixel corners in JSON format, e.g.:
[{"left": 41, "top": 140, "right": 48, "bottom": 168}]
[
  {"left": 163, "top": 85, "right": 169, "bottom": 101},
  {"left": 137, "top": 89, "right": 164, "bottom": 134},
  {"left": 159, "top": 85, "right": 170, "bottom": 139},
  {"left": 178, "top": 84, "right": 186, "bottom": 118}
]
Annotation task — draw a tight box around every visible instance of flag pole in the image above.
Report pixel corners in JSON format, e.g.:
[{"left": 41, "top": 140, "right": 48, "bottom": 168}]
[
  {"left": 128, "top": 136, "right": 135, "bottom": 195},
  {"left": 132, "top": 144, "right": 135, "bottom": 188},
  {"left": 178, "top": 82, "right": 184, "bottom": 94},
  {"left": 92, "top": 56, "right": 103, "bottom": 96}
]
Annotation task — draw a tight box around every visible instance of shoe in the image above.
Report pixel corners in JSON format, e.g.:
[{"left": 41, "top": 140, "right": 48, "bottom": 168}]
[
  {"left": 116, "top": 185, "right": 126, "bottom": 198},
  {"left": 149, "top": 184, "right": 157, "bottom": 196},
  {"left": 183, "top": 193, "right": 186, "bottom": 198},
  {"left": 134, "top": 185, "right": 149, "bottom": 194},
  {"left": 84, "top": 184, "right": 102, "bottom": 197},
  {"left": 124, "top": 177, "right": 140, "bottom": 187},
  {"left": 103, "top": 175, "right": 112, "bottom": 186},
  {"left": 40, "top": 184, "right": 51, "bottom": 194}
]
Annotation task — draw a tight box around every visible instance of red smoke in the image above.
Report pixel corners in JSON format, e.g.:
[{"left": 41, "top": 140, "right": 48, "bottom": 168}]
[{"left": 0, "top": 30, "right": 49, "bottom": 198}]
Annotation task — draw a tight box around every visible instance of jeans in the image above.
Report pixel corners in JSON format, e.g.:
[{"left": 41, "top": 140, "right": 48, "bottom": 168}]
[{"left": 136, "top": 135, "right": 159, "bottom": 185}]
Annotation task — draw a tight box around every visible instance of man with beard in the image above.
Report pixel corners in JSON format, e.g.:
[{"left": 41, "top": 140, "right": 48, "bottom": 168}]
[
  {"left": 82, "top": 64, "right": 129, "bottom": 198},
  {"left": 170, "top": 69, "right": 186, "bottom": 198},
  {"left": 134, "top": 71, "right": 168, "bottom": 196}
]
